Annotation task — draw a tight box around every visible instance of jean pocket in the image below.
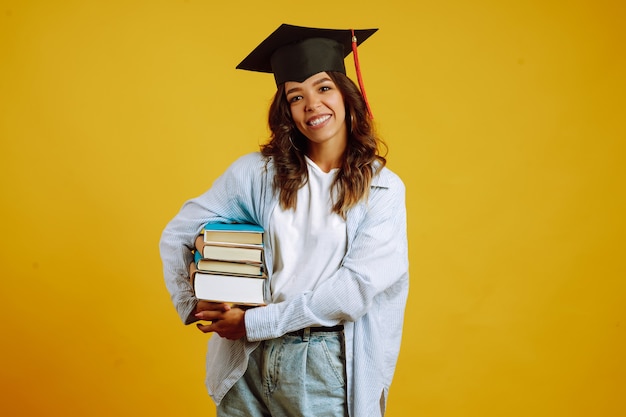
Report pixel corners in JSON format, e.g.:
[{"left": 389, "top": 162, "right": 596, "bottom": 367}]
[{"left": 308, "top": 334, "right": 346, "bottom": 388}]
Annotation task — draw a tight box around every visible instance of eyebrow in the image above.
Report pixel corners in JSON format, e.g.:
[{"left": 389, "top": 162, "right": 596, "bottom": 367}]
[{"left": 285, "top": 76, "right": 333, "bottom": 96}]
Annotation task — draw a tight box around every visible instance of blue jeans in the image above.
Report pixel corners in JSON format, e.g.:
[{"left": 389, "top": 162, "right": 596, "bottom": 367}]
[{"left": 217, "top": 328, "right": 347, "bottom": 417}]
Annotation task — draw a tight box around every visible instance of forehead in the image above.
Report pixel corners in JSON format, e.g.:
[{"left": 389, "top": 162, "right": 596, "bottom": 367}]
[{"left": 284, "top": 72, "right": 333, "bottom": 88}]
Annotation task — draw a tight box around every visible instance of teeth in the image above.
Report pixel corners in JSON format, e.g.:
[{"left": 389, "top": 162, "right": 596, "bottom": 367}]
[{"left": 308, "top": 115, "right": 330, "bottom": 126}]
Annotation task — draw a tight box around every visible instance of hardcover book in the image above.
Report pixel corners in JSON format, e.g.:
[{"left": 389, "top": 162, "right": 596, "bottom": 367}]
[
  {"left": 191, "top": 264, "right": 266, "bottom": 306},
  {"left": 194, "top": 250, "right": 264, "bottom": 276},
  {"left": 201, "top": 243, "right": 263, "bottom": 264},
  {"left": 203, "top": 223, "right": 264, "bottom": 245}
]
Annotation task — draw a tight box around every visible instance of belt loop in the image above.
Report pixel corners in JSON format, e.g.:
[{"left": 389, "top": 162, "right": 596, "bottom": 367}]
[{"left": 302, "top": 327, "right": 311, "bottom": 342}]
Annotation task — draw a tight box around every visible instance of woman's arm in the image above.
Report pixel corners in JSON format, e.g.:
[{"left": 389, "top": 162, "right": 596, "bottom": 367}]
[{"left": 159, "top": 154, "right": 263, "bottom": 324}]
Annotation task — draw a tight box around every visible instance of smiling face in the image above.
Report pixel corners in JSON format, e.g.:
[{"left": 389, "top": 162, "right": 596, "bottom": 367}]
[{"left": 285, "top": 72, "right": 347, "bottom": 154}]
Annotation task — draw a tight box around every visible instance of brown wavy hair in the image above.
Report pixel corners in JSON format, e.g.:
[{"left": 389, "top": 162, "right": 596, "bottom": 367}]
[{"left": 260, "top": 71, "right": 387, "bottom": 218}]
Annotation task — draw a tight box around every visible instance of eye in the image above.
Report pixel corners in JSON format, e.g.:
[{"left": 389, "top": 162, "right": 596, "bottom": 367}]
[
  {"left": 288, "top": 95, "right": 303, "bottom": 103},
  {"left": 319, "top": 85, "right": 331, "bottom": 93}
]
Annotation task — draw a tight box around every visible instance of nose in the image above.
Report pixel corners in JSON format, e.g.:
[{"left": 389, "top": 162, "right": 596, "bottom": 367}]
[{"left": 304, "top": 96, "right": 321, "bottom": 112}]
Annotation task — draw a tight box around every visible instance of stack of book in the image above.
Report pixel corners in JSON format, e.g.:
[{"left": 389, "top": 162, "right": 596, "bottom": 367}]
[{"left": 191, "top": 222, "right": 266, "bottom": 306}]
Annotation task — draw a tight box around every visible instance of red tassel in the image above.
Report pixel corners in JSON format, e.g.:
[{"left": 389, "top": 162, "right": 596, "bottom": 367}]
[{"left": 351, "top": 29, "right": 374, "bottom": 119}]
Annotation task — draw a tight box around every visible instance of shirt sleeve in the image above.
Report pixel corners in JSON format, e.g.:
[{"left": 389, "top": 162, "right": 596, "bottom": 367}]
[{"left": 245, "top": 172, "right": 409, "bottom": 341}]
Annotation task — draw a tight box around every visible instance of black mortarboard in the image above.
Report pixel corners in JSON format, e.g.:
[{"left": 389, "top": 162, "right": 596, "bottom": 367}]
[{"left": 236, "top": 24, "right": 378, "bottom": 86}]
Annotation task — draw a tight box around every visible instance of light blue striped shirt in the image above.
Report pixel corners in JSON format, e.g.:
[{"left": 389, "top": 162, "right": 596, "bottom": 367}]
[{"left": 160, "top": 152, "right": 409, "bottom": 417}]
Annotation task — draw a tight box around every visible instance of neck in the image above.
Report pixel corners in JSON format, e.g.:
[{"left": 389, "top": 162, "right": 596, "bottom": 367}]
[{"left": 306, "top": 141, "right": 346, "bottom": 173}]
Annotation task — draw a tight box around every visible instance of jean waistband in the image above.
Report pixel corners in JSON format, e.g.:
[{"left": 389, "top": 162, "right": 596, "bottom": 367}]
[{"left": 286, "top": 325, "right": 344, "bottom": 337}]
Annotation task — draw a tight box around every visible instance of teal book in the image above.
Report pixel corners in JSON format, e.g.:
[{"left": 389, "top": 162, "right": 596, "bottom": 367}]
[{"left": 203, "top": 222, "right": 264, "bottom": 245}]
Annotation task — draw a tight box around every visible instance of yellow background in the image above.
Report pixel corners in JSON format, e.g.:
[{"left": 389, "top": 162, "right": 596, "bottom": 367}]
[{"left": 1, "top": 0, "right": 624, "bottom": 415}]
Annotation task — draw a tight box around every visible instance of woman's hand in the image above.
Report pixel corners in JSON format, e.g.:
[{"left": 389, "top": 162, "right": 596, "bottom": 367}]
[
  {"left": 196, "top": 300, "right": 232, "bottom": 314},
  {"left": 195, "top": 306, "right": 247, "bottom": 340},
  {"left": 186, "top": 300, "right": 230, "bottom": 323}
]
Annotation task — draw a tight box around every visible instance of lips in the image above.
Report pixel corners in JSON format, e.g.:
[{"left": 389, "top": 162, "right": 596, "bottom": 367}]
[{"left": 307, "top": 114, "right": 331, "bottom": 127}]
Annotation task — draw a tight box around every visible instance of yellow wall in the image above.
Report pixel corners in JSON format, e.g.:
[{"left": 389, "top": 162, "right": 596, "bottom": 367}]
[{"left": 1, "top": 0, "right": 624, "bottom": 415}]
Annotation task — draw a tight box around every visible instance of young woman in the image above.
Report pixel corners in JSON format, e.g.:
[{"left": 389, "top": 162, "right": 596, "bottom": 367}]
[{"left": 160, "top": 24, "right": 409, "bottom": 417}]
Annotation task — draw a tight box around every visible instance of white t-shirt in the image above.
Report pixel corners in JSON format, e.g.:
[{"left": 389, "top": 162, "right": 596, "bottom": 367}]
[{"left": 268, "top": 156, "right": 348, "bottom": 303}]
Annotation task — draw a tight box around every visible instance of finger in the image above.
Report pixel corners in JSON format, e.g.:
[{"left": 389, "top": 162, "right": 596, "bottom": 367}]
[
  {"left": 197, "top": 301, "right": 232, "bottom": 312},
  {"left": 196, "top": 322, "right": 214, "bottom": 333},
  {"left": 195, "top": 311, "right": 224, "bottom": 321}
]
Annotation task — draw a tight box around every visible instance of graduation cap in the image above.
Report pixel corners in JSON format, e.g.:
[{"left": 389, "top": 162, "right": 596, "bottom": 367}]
[{"left": 236, "top": 23, "right": 378, "bottom": 116}]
